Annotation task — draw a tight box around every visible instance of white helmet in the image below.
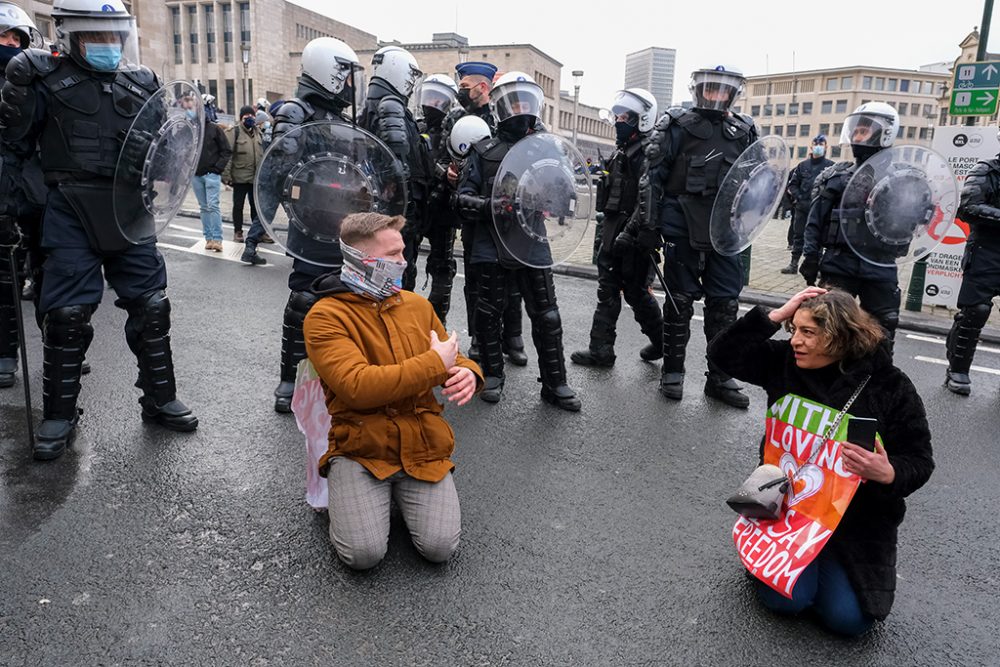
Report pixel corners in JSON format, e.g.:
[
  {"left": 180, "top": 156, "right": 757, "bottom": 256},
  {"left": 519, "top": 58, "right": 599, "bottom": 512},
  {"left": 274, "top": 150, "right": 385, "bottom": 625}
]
[
  {"left": 689, "top": 65, "right": 745, "bottom": 113},
  {"left": 201, "top": 93, "right": 215, "bottom": 105},
  {"left": 301, "top": 36, "right": 361, "bottom": 109},
  {"left": 418, "top": 73, "right": 458, "bottom": 114},
  {"left": 0, "top": 2, "right": 43, "bottom": 49},
  {"left": 372, "top": 45, "right": 422, "bottom": 98},
  {"left": 611, "top": 88, "right": 658, "bottom": 133},
  {"left": 51, "top": 0, "right": 138, "bottom": 71},
  {"left": 448, "top": 115, "right": 491, "bottom": 161},
  {"left": 490, "top": 71, "right": 544, "bottom": 125},
  {"left": 840, "top": 102, "right": 899, "bottom": 150}
]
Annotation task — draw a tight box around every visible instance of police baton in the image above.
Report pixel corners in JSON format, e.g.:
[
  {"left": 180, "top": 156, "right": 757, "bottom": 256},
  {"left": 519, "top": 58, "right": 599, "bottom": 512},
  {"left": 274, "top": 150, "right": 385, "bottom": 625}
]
[
  {"left": 647, "top": 249, "right": 680, "bottom": 316},
  {"left": 3, "top": 232, "right": 35, "bottom": 450}
]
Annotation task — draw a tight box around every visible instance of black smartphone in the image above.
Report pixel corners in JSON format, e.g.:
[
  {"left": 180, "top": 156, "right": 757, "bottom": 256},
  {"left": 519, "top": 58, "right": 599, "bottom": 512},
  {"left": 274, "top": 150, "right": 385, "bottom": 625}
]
[{"left": 847, "top": 417, "right": 879, "bottom": 451}]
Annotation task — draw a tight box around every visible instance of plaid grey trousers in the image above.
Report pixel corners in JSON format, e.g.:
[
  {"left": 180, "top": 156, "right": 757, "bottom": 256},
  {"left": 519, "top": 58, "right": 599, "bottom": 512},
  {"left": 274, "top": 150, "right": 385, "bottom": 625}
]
[{"left": 326, "top": 457, "right": 462, "bottom": 570}]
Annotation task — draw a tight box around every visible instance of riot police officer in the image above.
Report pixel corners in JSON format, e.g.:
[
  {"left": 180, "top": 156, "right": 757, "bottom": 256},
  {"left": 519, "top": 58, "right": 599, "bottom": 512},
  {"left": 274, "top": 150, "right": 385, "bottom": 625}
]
[
  {"left": 944, "top": 142, "right": 1000, "bottom": 395},
  {"left": 0, "top": 0, "right": 198, "bottom": 459},
  {"left": 801, "top": 103, "right": 901, "bottom": 339},
  {"left": 358, "top": 46, "right": 432, "bottom": 293},
  {"left": 265, "top": 37, "right": 361, "bottom": 413},
  {"left": 456, "top": 72, "right": 581, "bottom": 411},
  {"left": 617, "top": 65, "right": 757, "bottom": 408},
  {"left": 571, "top": 89, "right": 663, "bottom": 367},
  {"left": 781, "top": 134, "right": 833, "bottom": 274},
  {"left": 0, "top": 3, "right": 42, "bottom": 389},
  {"left": 438, "top": 61, "right": 527, "bottom": 366}
]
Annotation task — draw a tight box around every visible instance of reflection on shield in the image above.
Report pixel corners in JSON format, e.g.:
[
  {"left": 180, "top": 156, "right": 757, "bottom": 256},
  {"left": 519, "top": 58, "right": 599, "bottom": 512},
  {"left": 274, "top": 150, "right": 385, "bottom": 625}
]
[
  {"left": 491, "top": 133, "right": 592, "bottom": 269},
  {"left": 114, "top": 80, "right": 204, "bottom": 245},
  {"left": 254, "top": 121, "right": 407, "bottom": 267},
  {"left": 841, "top": 145, "right": 957, "bottom": 267},
  {"left": 710, "top": 136, "right": 790, "bottom": 256}
]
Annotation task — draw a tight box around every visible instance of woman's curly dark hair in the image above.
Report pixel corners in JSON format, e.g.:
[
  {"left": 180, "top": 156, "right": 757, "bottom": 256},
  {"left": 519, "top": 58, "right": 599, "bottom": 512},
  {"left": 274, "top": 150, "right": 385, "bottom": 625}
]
[{"left": 786, "top": 289, "right": 885, "bottom": 360}]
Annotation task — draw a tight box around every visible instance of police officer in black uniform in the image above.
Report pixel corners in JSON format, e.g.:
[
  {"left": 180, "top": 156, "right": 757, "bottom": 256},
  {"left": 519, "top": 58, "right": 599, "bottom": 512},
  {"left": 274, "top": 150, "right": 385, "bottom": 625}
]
[
  {"left": 456, "top": 71, "right": 580, "bottom": 411},
  {"left": 801, "top": 102, "right": 902, "bottom": 339},
  {"left": 266, "top": 36, "right": 361, "bottom": 413},
  {"left": 0, "top": 0, "right": 198, "bottom": 460},
  {"left": 439, "top": 61, "right": 528, "bottom": 366},
  {"left": 358, "top": 46, "right": 431, "bottom": 293},
  {"left": 944, "top": 142, "right": 1000, "bottom": 395},
  {"left": 781, "top": 134, "right": 833, "bottom": 274},
  {"left": 617, "top": 65, "right": 757, "bottom": 408},
  {"left": 0, "top": 3, "right": 43, "bottom": 389},
  {"left": 571, "top": 88, "right": 663, "bottom": 367}
]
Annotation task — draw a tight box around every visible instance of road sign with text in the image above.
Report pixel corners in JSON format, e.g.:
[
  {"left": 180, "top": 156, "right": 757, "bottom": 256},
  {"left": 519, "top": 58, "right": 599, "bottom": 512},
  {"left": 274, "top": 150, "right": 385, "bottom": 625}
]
[{"left": 950, "top": 61, "right": 1000, "bottom": 115}]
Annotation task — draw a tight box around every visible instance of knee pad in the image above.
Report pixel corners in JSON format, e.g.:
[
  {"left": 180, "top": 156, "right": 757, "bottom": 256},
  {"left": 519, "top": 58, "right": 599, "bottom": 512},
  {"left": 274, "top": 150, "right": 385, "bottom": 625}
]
[
  {"left": 44, "top": 304, "right": 94, "bottom": 347},
  {"left": 960, "top": 303, "right": 992, "bottom": 329},
  {"left": 284, "top": 290, "right": 320, "bottom": 328},
  {"left": 536, "top": 306, "right": 562, "bottom": 335},
  {"left": 875, "top": 310, "right": 899, "bottom": 334},
  {"left": 664, "top": 292, "right": 695, "bottom": 323}
]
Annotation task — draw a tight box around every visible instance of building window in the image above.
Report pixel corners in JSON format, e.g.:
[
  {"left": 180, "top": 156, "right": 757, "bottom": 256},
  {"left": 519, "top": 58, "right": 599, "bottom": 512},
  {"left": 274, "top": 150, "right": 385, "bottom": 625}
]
[
  {"left": 800, "top": 124, "right": 810, "bottom": 137},
  {"left": 831, "top": 146, "right": 841, "bottom": 158},
  {"left": 899, "top": 79, "right": 910, "bottom": 93},
  {"left": 35, "top": 15, "right": 52, "bottom": 40},
  {"left": 825, "top": 78, "right": 838, "bottom": 91},
  {"left": 225, "top": 79, "right": 235, "bottom": 115},
  {"left": 209, "top": 79, "right": 218, "bottom": 102},
  {"left": 204, "top": 4, "right": 216, "bottom": 64},
  {"left": 750, "top": 104, "right": 760, "bottom": 116},
  {"left": 862, "top": 76, "right": 872, "bottom": 90},
  {"left": 923, "top": 104, "right": 933, "bottom": 117},
  {"left": 760, "top": 125, "right": 770, "bottom": 135},
  {"left": 239, "top": 1, "right": 250, "bottom": 44},
  {"left": 919, "top": 127, "right": 929, "bottom": 140},
  {"left": 774, "top": 126, "right": 784, "bottom": 136},
  {"left": 786, "top": 124, "right": 796, "bottom": 136},
  {"left": 187, "top": 5, "right": 198, "bottom": 64},
  {"left": 835, "top": 99, "right": 847, "bottom": 114},
  {"left": 821, "top": 100, "right": 832, "bottom": 114},
  {"left": 841, "top": 76, "right": 853, "bottom": 90},
  {"left": 875, "top": 77, "right": 885, "bottom": 91},
  {"left": 798, "top": 146, "right": 808, "bottom": 158},
  {"left": 922, "top": 81, "right": 934, "bottom": 94},
  {"left": 898, "top": 102, "right": 908, "bottom": 116},
  {"left": 763, "top": 104, "right": 772, "bottom": 117},
  {"left": 860, "top": 98, "right": 870, "bottom": 105},
  {"left": 833, "top": 123, "right": 843, "bottom": 136},
  {"left": 732, "top": 106, "right": 741, "bottom": 114},
  {"left": 170, "top": 7, "right": 182, "bottom": 64},
  {"left": 776, "top": 103, "right": 785, "bottom": 116},
  {"left": 799, "top": 78, "right": 815, "bottom": 93},
  {"left": 222, "top": 3, "right": 233, "bottom": 62},
  {"left": 906, "top": 126, "right": 916, "bottom": 139},
  {"left": 752, "top": 83, "right": 767, "bottom": 96},
  {"left": 887, "top": 78, "right": 897, "bottom": 92},
  {"left": 789, "top": 102, "right": 799, "bottom": 115},
  {"left": 802, "top": 102, "right": 813, "bottom": 114},
  {"left": 897, "top": 125, "right": 904, "bottom": 138},
  {"left": 819, "top": 123, "right": 830, "bottom": 136}
]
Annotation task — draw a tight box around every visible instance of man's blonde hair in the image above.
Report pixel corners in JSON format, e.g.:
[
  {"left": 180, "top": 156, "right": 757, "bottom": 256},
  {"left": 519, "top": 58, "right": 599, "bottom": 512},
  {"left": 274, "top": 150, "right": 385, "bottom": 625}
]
[{"left": 339, "top": 213, "right": 406, "bottom": 246}]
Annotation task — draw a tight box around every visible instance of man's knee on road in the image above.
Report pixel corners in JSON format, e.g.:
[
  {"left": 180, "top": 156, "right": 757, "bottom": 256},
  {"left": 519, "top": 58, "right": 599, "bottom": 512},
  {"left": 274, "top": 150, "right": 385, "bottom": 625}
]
[
  {"left": 332, "top": 536, "right": 388, "bottom": 571},
  {"left": 411, "top": 526, "right": 461, "bottom": 564}
]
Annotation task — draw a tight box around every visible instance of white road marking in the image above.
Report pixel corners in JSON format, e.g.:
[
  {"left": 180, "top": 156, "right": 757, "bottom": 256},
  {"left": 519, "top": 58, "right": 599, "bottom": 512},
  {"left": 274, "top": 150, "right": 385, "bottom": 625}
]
[
  {"left": 914, "top": 355, "right": 1000, "bottom": 376},
  {"left": 906, "top": 333, "right": 1000, "bottom": 355},
  {"left": 157, "top": 240, "right": 274, "bottom": 267}
]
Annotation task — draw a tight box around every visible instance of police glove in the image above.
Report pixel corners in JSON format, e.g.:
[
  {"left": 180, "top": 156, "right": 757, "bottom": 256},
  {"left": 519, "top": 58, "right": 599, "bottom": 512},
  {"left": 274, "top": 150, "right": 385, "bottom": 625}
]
[
  {"left": 120, "top": 130, "right": 155, "bottom": 183},
  {"left": 636, "top": 226, "right": 663, "bottom": 253},
  {"left": 799, "top": 255, "right": 819, "bottom": 286},
  {"left": 0, "top": 215, "right": 19, "bottom": 247},
  {"left": 454, "top": 193, "right": 490, "bottom": 219}
]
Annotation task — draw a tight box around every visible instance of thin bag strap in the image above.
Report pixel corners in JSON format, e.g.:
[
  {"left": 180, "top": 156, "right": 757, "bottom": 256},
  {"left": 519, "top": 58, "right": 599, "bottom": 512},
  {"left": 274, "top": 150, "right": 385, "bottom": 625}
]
[{"left": 802, "top": 375, "right": 871, "bottom": 468}]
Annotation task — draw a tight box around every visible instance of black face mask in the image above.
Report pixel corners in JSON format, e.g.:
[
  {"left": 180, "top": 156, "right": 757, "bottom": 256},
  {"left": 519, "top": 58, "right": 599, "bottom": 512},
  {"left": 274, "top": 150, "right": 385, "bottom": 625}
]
[
  {"left": 422, "top": 106, "right": 446, "bottom": 127},
  {"left": 852, "top": 144, "right": 881, "bottom": 165},
  {"left": 457, "top": 87, "right": 479, "bottom": 112},
  {"left": 615, "top": 121, "right": 638, "bottom": 145},
  {"left": 500, "top": 115, "right": 535, "bottom": 139},
  {"left": 0, "top": 44, "right": 21, "bottom": 67}
]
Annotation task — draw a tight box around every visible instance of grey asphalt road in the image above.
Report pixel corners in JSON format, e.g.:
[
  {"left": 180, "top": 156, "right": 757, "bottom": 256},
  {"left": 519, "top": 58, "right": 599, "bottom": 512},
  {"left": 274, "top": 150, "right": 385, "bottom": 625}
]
[{"left": 1, "top": 223, "right": 998, "bottom": 666}]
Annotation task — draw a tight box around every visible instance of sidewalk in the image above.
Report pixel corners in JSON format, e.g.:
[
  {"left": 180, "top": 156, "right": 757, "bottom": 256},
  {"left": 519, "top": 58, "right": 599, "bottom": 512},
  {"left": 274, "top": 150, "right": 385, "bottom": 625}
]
[{"left": 178, "top": 189, "right": 1000, "bottom": 343}]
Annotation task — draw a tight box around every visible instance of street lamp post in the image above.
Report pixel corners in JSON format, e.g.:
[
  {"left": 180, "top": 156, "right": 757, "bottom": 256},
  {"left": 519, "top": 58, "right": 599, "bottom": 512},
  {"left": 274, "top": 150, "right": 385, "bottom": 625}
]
[
  {"left": 571, "top": 70, "right": 583, "bottom": 147},
  {"left": 240, "top": 42, "right": 251, "bottom": 107}
]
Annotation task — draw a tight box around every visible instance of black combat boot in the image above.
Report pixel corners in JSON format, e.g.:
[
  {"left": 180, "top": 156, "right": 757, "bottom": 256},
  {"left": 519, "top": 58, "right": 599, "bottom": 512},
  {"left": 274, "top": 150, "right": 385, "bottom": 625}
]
[
  {"left": 35, "top": 305, "right": 93, "bottom": 460},
  {"left": 780, "top": 253, "right": 801, "bottom": 275},
  {"left": 659, "top": 294, "right": 693, "bottom": 400},
  {"left": 274, "top": 290, "right": 319, "bottom": 412},
  {"left": 571, "top": 312, "right": 616, "bottom": 367},
  {"left": 502, "top": 335, "right": 529, "bottom": 367},
  {"left": 704, "top": 372, "right": 750, "bottom": 409},
  {"left": 945, "top": 304, "right": 990, "bottom": 396}
]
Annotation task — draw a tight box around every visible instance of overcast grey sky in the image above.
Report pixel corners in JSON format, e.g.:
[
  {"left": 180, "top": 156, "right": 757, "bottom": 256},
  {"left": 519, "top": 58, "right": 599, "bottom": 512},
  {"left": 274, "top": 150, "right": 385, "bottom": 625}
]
[{"left": 290, "top": 0, "right": 999, "bottom": 109}]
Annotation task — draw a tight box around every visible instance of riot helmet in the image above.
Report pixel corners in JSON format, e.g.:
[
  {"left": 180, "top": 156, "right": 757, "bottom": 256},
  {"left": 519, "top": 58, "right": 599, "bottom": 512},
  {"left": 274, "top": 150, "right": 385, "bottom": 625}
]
[
  {"left": 447, "top": 114, "right": 491, "bottom": 162},
  {"left": 689, "top": 65, "right": 745, "bottom": 113},
  {"left": 0, "top": 2, "right": 42, "bottom": 50},
  {"left": 52, "top": 0, "right": 139, "bottom": 72},
  {"left": 201, "top": 93, "right": 215, "bottom": 106},
  {"left": 611, "top": 88, "right": 657, "bottom": 133},
  {"left": 300, "top": 36, "right": 361, "bottom": 110},
  {"left": 491, "top": 71, "right": 544, "bottom": 134},
  {"left": 418, "top": 74, "right": 458, "bottom": 114},
  {"left": 371, "top": 45, "right": 422, "bottom": 98},
  {"left": 840, "top": 102, "right": 899, "bottom": 150}
]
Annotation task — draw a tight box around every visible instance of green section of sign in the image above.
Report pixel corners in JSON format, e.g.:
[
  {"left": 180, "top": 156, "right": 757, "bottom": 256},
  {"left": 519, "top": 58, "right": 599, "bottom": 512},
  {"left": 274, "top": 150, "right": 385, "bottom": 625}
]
[{"left": 951, "top": 61, "right": 1000, "bottom": 116}]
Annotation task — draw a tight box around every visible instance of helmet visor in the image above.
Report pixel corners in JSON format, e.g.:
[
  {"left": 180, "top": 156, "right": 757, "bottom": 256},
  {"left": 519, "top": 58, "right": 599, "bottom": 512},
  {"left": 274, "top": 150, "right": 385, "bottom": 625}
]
[
  {"left": 840, "top": 113, "right": 891, "bottom": 148},
  {"left": 492, "top": 81, "right": 544, "bottom": 123},
  {"left": 690, "top": 70, "right": 744, "bottom": 112},
  {"left": 418, "top": 82, "right": 456, "bottom": 112},
  {"left": 610, "top": 90, "right": 650, "bottom": 125},
  {"left": 60, "top": 16, "right": 139, "bottom": 70}
]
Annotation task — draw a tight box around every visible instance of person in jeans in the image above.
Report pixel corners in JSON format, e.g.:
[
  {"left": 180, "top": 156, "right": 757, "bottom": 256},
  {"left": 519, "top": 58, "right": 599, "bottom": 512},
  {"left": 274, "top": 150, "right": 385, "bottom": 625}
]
[
  {"left": 191, "top": 118, "right": 231, "bottom": 252},
  {"left": 304, "top": 212, "right": 482, "bottom": 570},
  {"left": 221, "top": 105, "right": 267, "bottom": 263}
]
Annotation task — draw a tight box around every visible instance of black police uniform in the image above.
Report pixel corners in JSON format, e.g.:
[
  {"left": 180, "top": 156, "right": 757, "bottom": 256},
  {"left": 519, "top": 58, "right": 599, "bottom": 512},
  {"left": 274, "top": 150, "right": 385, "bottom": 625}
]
[
  {"left": 571, "top": 131, "right": 662, "bottom": 366},
  {"left": 358, "top": 77, "right": 432, "bottom": 292},
  {"left": 619, "top": 106, "right": 756, "bottom": 407},
  {"left": 456, "top": 122, "right": 580, "bottom": 411},
  {"left": 0, "top": 48, "right": 198, "bottom": 459},
  {"left": 783, "top": 153, "right": 833, "bottom": 272},
  {"left": 944, "top": 157, "right": 1000, "bottom": 394},
  {"left": 267, "top": 75, "right": 352, "bottom": 412},
  {"left": 801, "top": 157, "right": 901, "bottom": 338},
  {"left": 438, "top": 103, "right": 526, "bottom": 364}
]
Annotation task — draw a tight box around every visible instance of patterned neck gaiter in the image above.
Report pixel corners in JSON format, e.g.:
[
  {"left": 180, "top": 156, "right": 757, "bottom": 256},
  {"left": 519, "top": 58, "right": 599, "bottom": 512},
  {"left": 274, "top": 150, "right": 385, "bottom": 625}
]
[{"left": 339, "top": 240, "right": 407, "bottom": 301}]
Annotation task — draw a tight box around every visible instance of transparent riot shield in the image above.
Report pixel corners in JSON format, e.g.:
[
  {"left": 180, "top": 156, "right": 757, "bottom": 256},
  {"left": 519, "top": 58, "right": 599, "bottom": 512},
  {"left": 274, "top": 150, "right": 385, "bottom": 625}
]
[
  {"left": 840, "top": 145, "right": 958, "bottom": 267},
  {"left": 710, "top": 136, "right": 790, "bottom": 256},
  {"left": 254, "top": 121, "right": 407, "bottom": 267},
  {"left": 491, "top": 133, "right": 593, "bottom": 269},
  {"left": 113, "top": 80, "right": 204, "bottom": 244}
]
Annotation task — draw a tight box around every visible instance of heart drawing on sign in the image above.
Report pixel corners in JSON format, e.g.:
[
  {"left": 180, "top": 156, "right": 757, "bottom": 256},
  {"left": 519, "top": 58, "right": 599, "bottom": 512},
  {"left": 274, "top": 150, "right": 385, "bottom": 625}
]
[{"left": 779, "top": 452, "right": 825, "bottom": 507}]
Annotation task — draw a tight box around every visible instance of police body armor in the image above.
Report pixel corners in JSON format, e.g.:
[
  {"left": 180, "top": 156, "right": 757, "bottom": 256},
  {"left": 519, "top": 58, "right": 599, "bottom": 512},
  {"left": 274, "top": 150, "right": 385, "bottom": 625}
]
[
  {"left": 662, "top": 109, "right": 753, "bottom": 250},
  {"left": 1, "top": 49, "right": 159, "bottom": 253},
  {"left": 470, "top": 134, "right": 522, "bottom": 269},
  {"left": 959, "top": 158, "right": 1000, "bottom": 244},
  {"left": 812, "top": 161, "right": 857, "bottom": 249}
]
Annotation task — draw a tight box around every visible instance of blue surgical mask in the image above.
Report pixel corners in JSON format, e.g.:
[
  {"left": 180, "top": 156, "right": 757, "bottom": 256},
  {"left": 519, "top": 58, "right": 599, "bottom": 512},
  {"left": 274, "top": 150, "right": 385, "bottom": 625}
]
[
  {"left": 185, "top": 109, "right": 197, "bottom": 120},
  {"left": 82, "top": 43, "right": 122, "bottom": 71},
  {"left": 811, "top": 145, "right": 826, "bottom": 158}
]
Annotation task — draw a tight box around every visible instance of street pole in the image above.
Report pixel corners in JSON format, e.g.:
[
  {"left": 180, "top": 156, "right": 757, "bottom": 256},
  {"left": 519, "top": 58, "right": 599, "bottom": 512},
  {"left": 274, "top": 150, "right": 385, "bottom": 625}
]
[
  {"left": 571, "top": 70, "right": 583, "bottom": 147},
  {"left": 241, "top": 43, "right": 251, "bottom": 107},
  {"left": 967, "top": 0, "right": 994, "bottom": 127}
]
